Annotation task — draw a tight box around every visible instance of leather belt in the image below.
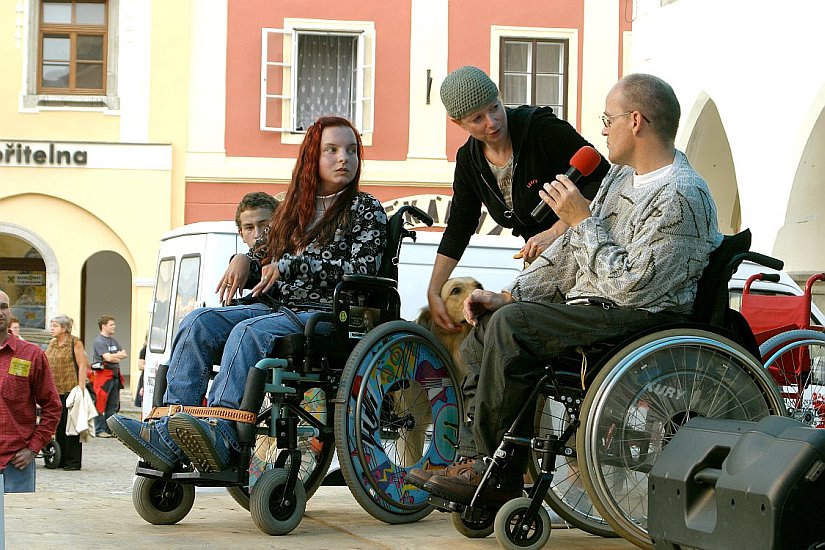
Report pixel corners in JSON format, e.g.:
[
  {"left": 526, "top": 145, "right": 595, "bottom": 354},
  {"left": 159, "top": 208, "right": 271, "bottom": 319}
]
[{"left": 146, "top": 405, "right": 257, "bottom": 424}]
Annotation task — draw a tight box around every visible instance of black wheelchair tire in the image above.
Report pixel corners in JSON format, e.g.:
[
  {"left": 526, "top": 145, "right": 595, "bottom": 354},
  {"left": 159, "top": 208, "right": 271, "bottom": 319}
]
[
  {"left": 250, "top": 468, "right": 307, "bottom": 536},
  {"left": 42, "top": 439, "right": 61, "bottom": 470},
  {"left": 228, "top": 390, "right": 335, "bottom": 510},
  {"left": 132, "top": 476, "right": 195, "bottom": 525}
]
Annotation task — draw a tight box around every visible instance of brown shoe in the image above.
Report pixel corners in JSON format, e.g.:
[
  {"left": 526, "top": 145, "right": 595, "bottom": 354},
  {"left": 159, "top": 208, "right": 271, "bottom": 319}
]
[
  {"left": 425, "top": 462, "right": 523, "bottom": 508},
  {"left": 407, "top": 457, "right": 476, "bottom": 488}
]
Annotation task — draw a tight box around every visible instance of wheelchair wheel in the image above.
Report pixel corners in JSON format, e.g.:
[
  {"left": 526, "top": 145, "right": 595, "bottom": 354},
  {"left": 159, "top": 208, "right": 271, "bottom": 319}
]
[
  {"left": 132, "top": 476, "right": 195, "bottom": 525},
  {"left": 577, "top": 328, "right": 784, "bottom": 549},
  {"left": 530, "top": 394, "right": 616, "bottom": 537},
  {"left": 760, "top": 329, "right": 825, "bottom": 427},
  {"left": 227, "top": 388, "right": 335, "bottom": 510},
  {"left": 451, "top": 511, "right": 495, "bottom": 538},
  {"left": 42, "top": 439, "right": 61, "bottom": 469},
  {"left": 335, "top": 320, "right": 462, "bottom": 524},
  {"left": 494, "top": 496, "right": 552, "bottom": 550},
  {"left": 250, "top": 467, "right": 307, "bottom": 535}
]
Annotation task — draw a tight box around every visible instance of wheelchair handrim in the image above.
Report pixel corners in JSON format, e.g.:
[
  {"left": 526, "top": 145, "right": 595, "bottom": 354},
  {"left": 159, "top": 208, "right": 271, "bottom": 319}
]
[{"left": 349, "top": 329, "right": 461, "bottom": 512}]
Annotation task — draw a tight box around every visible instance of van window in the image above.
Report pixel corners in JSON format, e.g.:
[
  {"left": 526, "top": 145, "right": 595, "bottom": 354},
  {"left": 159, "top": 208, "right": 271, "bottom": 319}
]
[
  {"left": 172, "top": 255, "right": 202, "bottom": 337},
  {"left": 149, "top": 258, "right": 175, "bottom": 352}
]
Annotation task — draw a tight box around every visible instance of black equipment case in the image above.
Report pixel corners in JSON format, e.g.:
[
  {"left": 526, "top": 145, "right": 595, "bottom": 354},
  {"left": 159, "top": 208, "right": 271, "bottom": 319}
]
[{"left": 648, "top": 415, "right": 825, "bottom": 550}]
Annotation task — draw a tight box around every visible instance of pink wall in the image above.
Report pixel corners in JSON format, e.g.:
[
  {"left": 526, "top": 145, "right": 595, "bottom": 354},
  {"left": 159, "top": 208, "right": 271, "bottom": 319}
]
[
  {"left": 225, "top": 0, "right": 412, "bottom": 161},
  {"left": 445, "top": 0, "right": 589, "bottom": 159}
]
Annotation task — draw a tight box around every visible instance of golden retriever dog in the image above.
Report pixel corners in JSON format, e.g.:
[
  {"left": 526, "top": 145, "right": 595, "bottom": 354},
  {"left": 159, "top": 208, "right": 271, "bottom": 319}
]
[{"left": 415, "top": 277, "right": 483, "bottom": 382}]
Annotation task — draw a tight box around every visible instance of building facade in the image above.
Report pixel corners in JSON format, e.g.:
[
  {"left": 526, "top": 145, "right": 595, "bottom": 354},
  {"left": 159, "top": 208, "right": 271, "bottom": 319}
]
[{"left": 0, "top": 0, "right": 629, "bottom": 389}]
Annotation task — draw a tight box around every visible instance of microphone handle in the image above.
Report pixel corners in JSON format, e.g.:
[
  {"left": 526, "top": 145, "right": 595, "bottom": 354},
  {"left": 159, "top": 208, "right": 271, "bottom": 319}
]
[{"left": 530, "top": 166, "right": 583, "bottom": 221}]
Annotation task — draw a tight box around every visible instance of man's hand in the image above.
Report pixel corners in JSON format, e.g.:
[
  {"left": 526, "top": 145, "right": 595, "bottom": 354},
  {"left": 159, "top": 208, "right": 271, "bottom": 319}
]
[
  {"left": 427, "top": 288, "right": 461, "bottom": 333},
  {"left": 251, "top": 262, "right": 279, "bottom": 297},
  {"left": 10, "top": 448, "right": 35, "bottom": 469},
  {"left": 463, "top": 289, "right": 514, "bottom": 326},
  {"left": 538, "top": 175, "right": 592, "bottom": 228},
  {"left": 217, "top": 254, "right": 252, "bottom": 305}
]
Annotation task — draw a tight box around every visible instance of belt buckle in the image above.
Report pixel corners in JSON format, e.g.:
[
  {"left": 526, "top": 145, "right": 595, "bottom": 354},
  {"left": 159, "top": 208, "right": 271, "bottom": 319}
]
[{"left": 167, "top": 404, "right": 183, "bottom": 417}]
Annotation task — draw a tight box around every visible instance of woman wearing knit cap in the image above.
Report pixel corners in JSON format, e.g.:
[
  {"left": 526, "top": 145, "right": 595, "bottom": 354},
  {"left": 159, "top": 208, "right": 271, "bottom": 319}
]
[{"left": 428, "top": 65, "right": 609, "bottom": 332}]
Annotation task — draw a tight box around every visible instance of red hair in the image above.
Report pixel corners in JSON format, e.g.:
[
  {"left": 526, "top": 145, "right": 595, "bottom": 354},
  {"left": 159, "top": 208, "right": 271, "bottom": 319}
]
[{"left": 264, "top": 116, "right": 363, "bottom": 263}]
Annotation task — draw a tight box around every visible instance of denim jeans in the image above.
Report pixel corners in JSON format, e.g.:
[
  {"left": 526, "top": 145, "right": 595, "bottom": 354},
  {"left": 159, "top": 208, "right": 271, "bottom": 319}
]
[
  {"left": 1, "top": 459, "right": 36, "bottom": 493},
  {"left": 163, "top": 303, "right": 320, "bottom": 448}
]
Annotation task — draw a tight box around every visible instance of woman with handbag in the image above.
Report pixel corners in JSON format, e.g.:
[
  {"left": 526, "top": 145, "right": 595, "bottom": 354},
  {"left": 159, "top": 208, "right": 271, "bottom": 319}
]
[{"left": 45, "top": 314, "right": 89, "bottom": 470}]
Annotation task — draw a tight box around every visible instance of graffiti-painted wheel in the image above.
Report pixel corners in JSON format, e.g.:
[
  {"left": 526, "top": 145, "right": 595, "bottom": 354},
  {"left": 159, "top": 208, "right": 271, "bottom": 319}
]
[{"left": 334, "top": 320, "right": 463, "bottom": 524}]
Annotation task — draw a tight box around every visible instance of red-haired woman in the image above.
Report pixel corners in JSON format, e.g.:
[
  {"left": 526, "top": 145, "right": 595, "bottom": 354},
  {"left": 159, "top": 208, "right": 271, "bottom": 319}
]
[{"left": 109, "top": 116, "right": 387, "bottom": 473}]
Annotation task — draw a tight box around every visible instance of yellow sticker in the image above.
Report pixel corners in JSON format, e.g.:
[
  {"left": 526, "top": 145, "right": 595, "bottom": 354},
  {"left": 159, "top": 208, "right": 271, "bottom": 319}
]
[
  {"left": 339, "top": 311, "right": 347, "bottom": 322},
  {"left": 9, "top": 357, "right": 32, "bottom": 377}
]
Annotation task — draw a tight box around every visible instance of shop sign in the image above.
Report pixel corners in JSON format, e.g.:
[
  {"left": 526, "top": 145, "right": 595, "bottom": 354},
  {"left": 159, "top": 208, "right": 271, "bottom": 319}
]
[
  {"left": 4, "top": 273, "right": 45, "bottom": 285},
  {"left": 0, "top": 142, "right": 87, "bottom": 166}
]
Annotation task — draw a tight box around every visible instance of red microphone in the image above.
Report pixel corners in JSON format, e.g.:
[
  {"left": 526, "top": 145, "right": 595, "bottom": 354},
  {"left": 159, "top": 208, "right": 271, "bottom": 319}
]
[{"left": 531, "top": 146, "right": 603, "bottom": 221}]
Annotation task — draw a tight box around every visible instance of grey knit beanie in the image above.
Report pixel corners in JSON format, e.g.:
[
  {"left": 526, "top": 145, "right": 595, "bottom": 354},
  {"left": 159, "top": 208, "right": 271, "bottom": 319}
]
[{"left": 440, "top": 66, "right": 500, "bottom": 120}]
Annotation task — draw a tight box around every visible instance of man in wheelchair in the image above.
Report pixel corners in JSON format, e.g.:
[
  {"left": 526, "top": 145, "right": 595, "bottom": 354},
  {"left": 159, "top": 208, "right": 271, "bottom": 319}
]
[
  {"left": 409, "top": 74, "right": 724, "bottom": 509},
  {"left": 107, "top": 116, "right": 388, "bottom": 474}
]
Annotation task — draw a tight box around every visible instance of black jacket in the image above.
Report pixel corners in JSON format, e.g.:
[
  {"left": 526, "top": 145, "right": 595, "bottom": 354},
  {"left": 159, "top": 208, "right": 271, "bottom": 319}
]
[{"left": 438, "top": 105, "right": 610, "bottom": 260}]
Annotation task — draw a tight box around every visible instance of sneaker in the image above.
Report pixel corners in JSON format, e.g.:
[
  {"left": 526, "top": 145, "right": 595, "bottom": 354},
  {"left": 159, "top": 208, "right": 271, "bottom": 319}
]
[
  {"left": 168, "top": 413, "right": 234, "bottom": 473},
  {"left": 96, "top": 431, "right": 114, "bottom": 438},
  {"left": 424, "top": 460, "right": 523, "bottom": 508},
  {"left": 107, "top": 415, "right": 180, "bottom": 473},
  {"left": 407, "top": 457, "right": 476, "bottom": 488}
]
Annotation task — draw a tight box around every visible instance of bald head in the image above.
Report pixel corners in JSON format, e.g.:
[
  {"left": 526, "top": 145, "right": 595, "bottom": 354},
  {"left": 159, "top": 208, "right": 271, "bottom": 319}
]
[{"left": 614, "top": 74, "right": 680, "bottom": 144}]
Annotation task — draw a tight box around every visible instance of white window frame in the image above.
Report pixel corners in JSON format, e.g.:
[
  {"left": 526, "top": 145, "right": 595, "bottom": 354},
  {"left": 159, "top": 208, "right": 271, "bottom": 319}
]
[
  {"left": 490, "top": 26, "right": 578, "bottom": 125},
  {"left": 21, "top": 0, "right": 120, "bottom": 111},
  {"left": 260, "top": 18, "right": 375, "bottom": 145}
]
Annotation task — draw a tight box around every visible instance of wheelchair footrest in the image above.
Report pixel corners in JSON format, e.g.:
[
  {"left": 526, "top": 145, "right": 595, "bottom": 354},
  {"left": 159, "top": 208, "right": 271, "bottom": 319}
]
[{"left": 427, "top": 494, "right": 465, "bottom": 513}]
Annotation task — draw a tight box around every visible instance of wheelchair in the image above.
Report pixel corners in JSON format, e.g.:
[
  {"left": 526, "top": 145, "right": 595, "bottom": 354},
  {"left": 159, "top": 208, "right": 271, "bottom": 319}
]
[
  {"left": 426, "top": 229, "right": 788, "bottom": 550},
  {"left": 128, "top": 204, "right": 464, "bottom": 534}
]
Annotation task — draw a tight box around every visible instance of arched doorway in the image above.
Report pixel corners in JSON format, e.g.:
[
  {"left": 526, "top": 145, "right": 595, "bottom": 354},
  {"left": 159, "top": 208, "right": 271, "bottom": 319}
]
[
  {"left": 0, "top": 225, "right": 59, "bottom": 346},
  {"left": 82, "top": 251, "right": 133, "bottom": 383},
  {"left": 683, "top": 95, "right": 741, "bottom": 235}
]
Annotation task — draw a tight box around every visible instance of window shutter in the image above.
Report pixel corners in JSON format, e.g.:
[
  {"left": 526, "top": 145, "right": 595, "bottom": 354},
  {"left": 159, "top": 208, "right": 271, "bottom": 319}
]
[
  {"left": 355, "top": 28, "right": 375, "bottom": 134},
  {"left": 260, "top": 27, "right": 292, "bottom": 132}
]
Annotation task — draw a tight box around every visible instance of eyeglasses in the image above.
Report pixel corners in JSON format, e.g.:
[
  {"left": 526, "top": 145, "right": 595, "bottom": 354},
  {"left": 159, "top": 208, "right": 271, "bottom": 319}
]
[{"left": 600, "top": 111, "right": 651, "bottom": 128}]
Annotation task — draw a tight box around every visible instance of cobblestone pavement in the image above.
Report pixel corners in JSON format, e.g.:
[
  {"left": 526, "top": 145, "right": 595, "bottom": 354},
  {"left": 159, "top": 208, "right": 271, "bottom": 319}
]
[{"left": 2, "top": 391, "right": 636, "bottom": 550}]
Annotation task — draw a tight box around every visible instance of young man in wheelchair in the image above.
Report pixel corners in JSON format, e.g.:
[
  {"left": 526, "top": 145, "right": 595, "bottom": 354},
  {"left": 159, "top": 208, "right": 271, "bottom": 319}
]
[
  {"left": 408, "top": 74, "right": 724, "bottom": 509},
  {"left": 107, "top": 116, "right": 388, "bottom": 474}
]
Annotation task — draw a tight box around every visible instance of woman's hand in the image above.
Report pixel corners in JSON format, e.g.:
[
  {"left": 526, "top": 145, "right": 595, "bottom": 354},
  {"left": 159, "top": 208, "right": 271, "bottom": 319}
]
[
  {"left": 426, "top": 288, "right": 461, "bottom": 333},
  {"left": 251, "top": 262, "right": 279, "bottom": 297},
  {"left": 517, "top": 229, "right": 554, "bottom": 263},
  {"left": 216, "top": 254, "right": 252, "bottom": 305}
]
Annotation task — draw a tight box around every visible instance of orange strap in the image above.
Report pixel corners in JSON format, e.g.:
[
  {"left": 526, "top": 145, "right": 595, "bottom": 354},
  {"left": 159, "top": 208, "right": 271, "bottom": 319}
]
[{"left": 146, "top": 405, "right": 257, "bottom": 424}]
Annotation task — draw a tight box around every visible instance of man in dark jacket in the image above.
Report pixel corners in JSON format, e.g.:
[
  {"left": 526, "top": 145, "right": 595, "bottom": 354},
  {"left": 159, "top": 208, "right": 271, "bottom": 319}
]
[{"left": 428, "top": 66, "right": 609, "bottom": 331}]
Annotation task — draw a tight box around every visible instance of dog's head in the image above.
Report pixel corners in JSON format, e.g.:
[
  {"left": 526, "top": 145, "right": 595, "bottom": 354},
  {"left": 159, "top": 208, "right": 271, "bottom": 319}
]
[
  {"left": 440, "top": 277, "right": 483, "bottom": 325},
  {"left": 416, "top": 277, "right": 483, "bottom": 331}
]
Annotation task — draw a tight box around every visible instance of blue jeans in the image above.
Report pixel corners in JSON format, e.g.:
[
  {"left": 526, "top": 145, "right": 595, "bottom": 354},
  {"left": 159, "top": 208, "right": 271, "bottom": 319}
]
[
  {"left": 1, "top": 459, "right": 36, "bottom": 493},
  {"left": 163, "top": 303, "right": 321, "bottom": 447}
]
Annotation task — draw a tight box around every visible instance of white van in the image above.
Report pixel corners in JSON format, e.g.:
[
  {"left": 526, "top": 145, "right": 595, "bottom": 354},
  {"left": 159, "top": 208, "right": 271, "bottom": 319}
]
[
  {"left": 142, "top": 222, "right": 247, "bottom": 418},
  {"left": 141, "top": 222, "right": 524, "bottom": 417}
]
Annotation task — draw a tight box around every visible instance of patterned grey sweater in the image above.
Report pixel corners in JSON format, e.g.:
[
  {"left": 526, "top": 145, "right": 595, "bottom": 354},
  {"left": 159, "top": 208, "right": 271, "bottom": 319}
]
[{"left": 505, "top": 150, "right": 723, "bottom": 313}]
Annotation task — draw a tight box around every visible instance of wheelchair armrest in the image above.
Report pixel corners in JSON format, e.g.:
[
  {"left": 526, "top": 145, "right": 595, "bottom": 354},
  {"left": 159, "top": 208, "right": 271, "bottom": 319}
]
[
  {"left": 304, "top": 310, "right": 336, "bottom": 338},
  {"left": 341, "top": 273, "right": 397, "bottom": 289}
]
